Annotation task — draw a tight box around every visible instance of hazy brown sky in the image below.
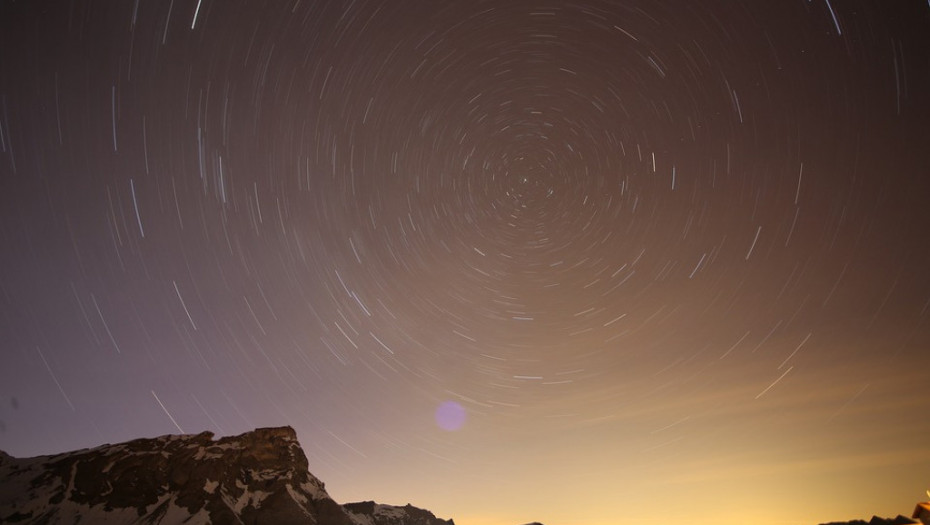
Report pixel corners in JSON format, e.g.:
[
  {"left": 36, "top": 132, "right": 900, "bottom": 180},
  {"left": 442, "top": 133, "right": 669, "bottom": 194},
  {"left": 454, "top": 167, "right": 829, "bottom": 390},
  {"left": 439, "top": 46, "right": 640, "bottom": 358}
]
[{"left": 1, "top": 1, "right": 929, "bottom": 524}]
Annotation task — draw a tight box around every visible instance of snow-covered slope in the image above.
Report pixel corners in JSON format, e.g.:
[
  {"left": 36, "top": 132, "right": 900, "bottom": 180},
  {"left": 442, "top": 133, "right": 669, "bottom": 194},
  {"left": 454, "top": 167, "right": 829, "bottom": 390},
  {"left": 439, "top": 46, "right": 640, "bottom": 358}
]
[
  {"left": 0, "top": 426, "right": 451, "bottom": 525},
  {"left": 343, "top": 501, "right": 454, "bottom": 525}
]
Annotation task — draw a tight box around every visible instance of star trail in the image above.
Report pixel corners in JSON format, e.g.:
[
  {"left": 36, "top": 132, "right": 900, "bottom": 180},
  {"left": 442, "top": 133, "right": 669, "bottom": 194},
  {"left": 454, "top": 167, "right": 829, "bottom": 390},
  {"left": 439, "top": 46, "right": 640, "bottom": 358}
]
[{"left": 1, "top": 1, "right": 929, "bottom": 524}]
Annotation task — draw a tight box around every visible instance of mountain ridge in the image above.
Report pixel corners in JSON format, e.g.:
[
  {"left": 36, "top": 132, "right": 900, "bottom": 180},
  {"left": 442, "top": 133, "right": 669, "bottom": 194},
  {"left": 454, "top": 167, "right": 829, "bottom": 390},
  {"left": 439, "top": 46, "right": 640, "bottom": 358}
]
[{"left": 0, "top": 426, "right": 453, "bottom": 525}]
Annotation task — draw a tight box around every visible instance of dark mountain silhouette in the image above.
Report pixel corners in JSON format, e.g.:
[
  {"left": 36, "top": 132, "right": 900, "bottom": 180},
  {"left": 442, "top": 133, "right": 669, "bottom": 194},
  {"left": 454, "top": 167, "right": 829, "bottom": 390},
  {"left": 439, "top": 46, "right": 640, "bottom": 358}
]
[
  {"left": 0, "top": 426, "right": 452, "bottom": 525},
  {"left": 820, "top": 515, "right": 918, "bottom": 525}
]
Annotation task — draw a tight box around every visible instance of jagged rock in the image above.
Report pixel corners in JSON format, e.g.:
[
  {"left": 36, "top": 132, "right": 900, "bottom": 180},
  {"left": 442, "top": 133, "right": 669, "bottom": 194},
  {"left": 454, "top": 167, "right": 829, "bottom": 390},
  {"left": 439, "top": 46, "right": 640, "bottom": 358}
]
[
  {"left": 820, "top": 515, "right": 917, "bottom": 525},
  {"left": 343, "top": 501, "right": 454, "bottom": 525},
  {"left": 0, "top": 426, "right": 450, "bottom": 525}
]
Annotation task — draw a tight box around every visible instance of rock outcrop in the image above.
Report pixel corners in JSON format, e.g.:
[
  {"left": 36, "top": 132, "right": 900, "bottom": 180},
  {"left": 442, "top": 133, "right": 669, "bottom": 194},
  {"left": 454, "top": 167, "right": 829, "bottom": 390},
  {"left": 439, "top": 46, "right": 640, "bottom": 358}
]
[
  {"left": 0, "top": 426, "right": 450, "bottom": 525},
  {"left": 820, "top": 516, "right": 917, "bottom": 525},
  {"left": 344, "top": 501, "right": 454, "bottom": 525}
]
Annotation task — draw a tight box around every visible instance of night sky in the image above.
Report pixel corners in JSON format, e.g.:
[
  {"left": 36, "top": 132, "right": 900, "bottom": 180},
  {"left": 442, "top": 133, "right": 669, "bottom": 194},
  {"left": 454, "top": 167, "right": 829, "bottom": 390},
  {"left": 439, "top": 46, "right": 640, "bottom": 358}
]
[{"left": 2, "top": 1, "right": 930, "bottom": 524}]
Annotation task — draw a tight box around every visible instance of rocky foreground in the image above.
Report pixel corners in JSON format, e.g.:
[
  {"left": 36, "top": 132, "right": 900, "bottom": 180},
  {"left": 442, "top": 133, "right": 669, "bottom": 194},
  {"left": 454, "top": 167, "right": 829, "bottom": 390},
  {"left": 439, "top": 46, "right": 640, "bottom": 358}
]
[{"left": 0, "top": 426, "right": 453, "bottom": 525}]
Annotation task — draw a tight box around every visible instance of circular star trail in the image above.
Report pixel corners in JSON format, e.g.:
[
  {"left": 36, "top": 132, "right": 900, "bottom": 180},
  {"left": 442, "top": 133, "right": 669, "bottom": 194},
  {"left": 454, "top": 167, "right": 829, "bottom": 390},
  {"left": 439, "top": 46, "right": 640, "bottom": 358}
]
[{"left": 1, "top": 2, "right": 929, "bottom": 524}]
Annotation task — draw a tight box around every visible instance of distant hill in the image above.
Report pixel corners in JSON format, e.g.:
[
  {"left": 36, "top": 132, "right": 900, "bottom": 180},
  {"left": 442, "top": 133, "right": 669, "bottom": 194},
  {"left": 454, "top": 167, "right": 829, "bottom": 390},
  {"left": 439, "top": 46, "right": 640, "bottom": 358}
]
[
  {"left": 0, "top": 426, "right": 453, "bottom": 525},
  {"left": 820, "top": 515, "right": 917, "bottom": 525}
]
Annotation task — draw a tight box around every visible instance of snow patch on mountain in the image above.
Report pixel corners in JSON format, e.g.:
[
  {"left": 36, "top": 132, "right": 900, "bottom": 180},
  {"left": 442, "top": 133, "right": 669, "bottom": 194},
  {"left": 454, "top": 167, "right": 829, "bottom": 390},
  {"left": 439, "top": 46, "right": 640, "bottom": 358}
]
[{"left": 0, "top": 426, "right": 454, "bottom": 525}]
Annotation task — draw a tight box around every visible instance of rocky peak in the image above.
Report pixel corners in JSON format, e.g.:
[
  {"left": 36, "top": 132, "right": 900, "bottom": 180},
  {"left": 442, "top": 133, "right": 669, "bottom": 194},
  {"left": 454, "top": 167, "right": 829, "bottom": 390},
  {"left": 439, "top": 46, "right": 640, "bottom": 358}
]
[
  {"left": 0, "top": 426, "right": 449, "bottom": 525},
  {"left": 820, "top": 517, "right": 917, "bottom": 525},
  {"left": 343, "top": 501, "right": 455, "bottom": 525},
  {"left": 2, "top": 426, "right": 331, "bottom": 523}
]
